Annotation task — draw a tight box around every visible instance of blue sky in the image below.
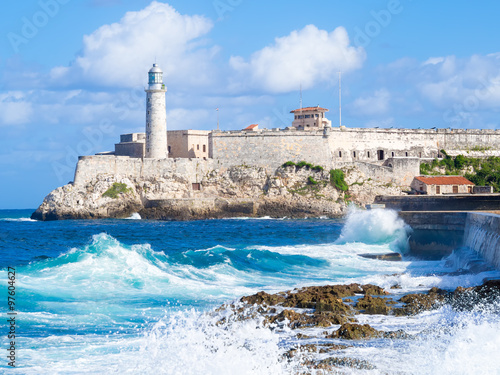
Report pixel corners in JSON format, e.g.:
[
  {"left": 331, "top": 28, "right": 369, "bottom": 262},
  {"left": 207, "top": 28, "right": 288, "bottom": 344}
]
[{"left": 1, "top": 0, "right": 500, "bottom": 208}]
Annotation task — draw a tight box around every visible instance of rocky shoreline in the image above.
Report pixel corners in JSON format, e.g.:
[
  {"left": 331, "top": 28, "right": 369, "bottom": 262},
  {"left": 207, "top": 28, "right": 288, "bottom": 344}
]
[
  {"left": 31, "top": 164, "right": 404, "bottom": 221},
  {"left": 218, "top": 279, "right": 500, "bottom": 373}
]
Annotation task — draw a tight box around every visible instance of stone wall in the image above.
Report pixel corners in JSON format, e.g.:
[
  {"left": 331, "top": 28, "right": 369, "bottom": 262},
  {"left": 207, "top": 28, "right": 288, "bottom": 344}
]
[
  {"left": 74, "top": 155, "right": 215, "bottom": 186},
  {"left": 211, "top": 127, "right": 500, "bottom": 168},
  {"left": 209, "top": 129, "right": 332, "bottom": 169}
]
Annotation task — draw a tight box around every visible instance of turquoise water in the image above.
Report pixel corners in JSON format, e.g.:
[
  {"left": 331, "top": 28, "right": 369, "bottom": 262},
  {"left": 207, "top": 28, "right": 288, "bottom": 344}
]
[{"left": 1, "top": 209, "right": 500, "bottom": 374}]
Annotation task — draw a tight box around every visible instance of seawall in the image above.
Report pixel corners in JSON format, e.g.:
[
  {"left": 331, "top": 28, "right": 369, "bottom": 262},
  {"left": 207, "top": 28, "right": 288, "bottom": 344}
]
[
  {"left": 376, "top": 194, "right": 500, "bottom": 212},
  {"left": 463, "top": 213, "right": 500, "bottom": 269},
  {"left": 396, "top": 208, "right": 500, "bottom": 269}
]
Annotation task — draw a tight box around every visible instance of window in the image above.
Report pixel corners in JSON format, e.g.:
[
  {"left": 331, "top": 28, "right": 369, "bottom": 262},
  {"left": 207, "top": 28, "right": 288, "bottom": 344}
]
[
  {"left": 168, "top": 146, "right": 171, "bottom": 154},
  {"left": 391, "top": 152, "right": 395, "bottom": 157},
  {"left": 405, "top": 152, "right": 408, "bottom": 157},
  {"left": 353, "top": 151, "right": 356, "bottom": 158},
  {"left": 315, "top": 114, "right": 319, "bottom": 118},
  {"left": 453, "top": 186, "right": 459, "bottom": 194},
  {"left": 203, "top": 145, "right": 206, "bottom": 152},
  {"left": 339, "top": 151, "right": 342, "bottom": 157},
  {"left": 377, "top": 150, "right": 384, "bottom": 160},
  {"left": 197, "top": 144, "right": 200, "bottom": 150},
  {"left": 367, "top": 151, "right": 371, "bottom": 158},
  {"left": 192, "top": 183, "right": 201, "bottom": 191},
  {"left": 305, "top": 115, "right": 311, "bottom": 118},
  {"left": 436, "top": 186, "right": 441, "bottom": 194}
]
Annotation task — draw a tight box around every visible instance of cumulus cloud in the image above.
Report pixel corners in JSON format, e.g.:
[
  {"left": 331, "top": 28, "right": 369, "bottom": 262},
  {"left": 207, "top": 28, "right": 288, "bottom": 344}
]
[
  {"left": 418, "top": 54, "right": 500, "bottom": 110},
  {"left": 50, "top": 1, "right": 217, "bottom": 89},
  {"left": 350, "top": 89, "right": 391, "bottom": 117},
  {"left": 229, "top": 25, "right": 366, "bottom": 93}
]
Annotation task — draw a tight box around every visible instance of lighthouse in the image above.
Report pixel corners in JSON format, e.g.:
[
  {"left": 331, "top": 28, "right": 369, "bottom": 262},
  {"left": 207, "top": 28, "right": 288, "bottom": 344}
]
[{"left": 145, "top": 63, "right": 167, "bottom": 158}]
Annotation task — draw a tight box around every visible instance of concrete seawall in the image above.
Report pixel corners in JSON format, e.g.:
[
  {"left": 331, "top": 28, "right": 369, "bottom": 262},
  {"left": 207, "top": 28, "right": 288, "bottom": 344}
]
[
  {"left": 376, "top": 194, "right": 500, "bottom": 212},
  {"left": 463, "top": 213, "right": 500, "bottom": 269},
  {"left": 398, "top": 210, "right": 500, "bottom": 269}
]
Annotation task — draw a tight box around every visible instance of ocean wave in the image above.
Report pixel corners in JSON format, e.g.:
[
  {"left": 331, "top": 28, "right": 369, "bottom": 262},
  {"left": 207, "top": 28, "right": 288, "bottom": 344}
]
[
  {"left": 0, "top": 217, "right": 37, "bottom": 222},
  {"left": 335, "top": 207, "right": 411, "bottom": 253}
]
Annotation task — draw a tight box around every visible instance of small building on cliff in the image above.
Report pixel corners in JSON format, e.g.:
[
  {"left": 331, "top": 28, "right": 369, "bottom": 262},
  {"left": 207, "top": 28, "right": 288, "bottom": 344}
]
[{"left": 411, "top": 176, "right": 475, "bottom": 195}]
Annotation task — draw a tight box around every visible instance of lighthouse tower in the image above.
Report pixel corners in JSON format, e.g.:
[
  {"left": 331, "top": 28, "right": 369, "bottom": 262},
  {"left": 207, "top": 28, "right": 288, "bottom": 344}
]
[{"left": 145, "top": 63, "right": 167, "bottom": 158}]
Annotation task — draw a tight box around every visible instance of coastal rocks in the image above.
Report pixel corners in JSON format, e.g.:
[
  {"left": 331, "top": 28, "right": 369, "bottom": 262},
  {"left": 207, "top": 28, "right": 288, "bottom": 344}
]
[
  {"left": 393, "top": 287, "right": 447, "bottom": 316},
  {"left": 355, "top": 295, "right": 393, "bottom": 315},
  {"left": 326, "top": 323, "right": 409, "bottom": 340},
  {"left": 31, "top": 177, "right": 142, "bottom": 220},
  {"left": 228, "top": 280, "right": 500, "bottom": 374},
  {"left": 32, "top": 164, "right": 405, "bottom": 221}
]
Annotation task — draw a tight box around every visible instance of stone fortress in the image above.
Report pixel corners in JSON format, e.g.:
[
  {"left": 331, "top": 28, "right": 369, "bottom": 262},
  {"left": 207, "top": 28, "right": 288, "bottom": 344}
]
[
  {"left": 76, "top": 63, "right": 500, "bottom": 188},
  {"left": 32, "top": 63, "right": 500, "bottom": 221}
]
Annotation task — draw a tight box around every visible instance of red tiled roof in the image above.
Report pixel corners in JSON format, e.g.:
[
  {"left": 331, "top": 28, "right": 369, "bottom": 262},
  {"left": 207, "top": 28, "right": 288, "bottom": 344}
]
[
  {"left": 243, "top": 124, "right": 258, "bottom": 130},
  {"left": 290, "top": 106, "right": 329, "bottom": 113},
  {"left": 414, "top": 176, "right": 474, "bottom": 186}
]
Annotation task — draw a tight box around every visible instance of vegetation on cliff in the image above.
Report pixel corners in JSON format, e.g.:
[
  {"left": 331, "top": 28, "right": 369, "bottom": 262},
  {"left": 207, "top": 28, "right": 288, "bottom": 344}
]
[
  {"left": 420, "top": 151, "right": 500, "bottom": 192},
  {"left": 102, "top": 183, "right": 133, "bottom": 199},
  {"left": 330, "top": 169, "right": 349, "bottom": 191}
]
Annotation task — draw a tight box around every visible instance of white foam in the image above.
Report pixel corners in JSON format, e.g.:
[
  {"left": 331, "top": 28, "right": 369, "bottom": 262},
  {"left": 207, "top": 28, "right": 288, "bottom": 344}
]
[
  {"left": 125, "top": 213, "right": 142, "bottom": 220},
  {"left": 336, "top": 207, "right": 411, "bottom": 253},
  {"left": 1, "top": 217, "right": 37, "bottom": 222}
]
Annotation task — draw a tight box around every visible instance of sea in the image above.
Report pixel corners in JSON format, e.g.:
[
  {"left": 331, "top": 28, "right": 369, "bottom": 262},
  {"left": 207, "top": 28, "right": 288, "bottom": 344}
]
[{"left": 1, "top": 208, "right": 500, "bottom": 374}]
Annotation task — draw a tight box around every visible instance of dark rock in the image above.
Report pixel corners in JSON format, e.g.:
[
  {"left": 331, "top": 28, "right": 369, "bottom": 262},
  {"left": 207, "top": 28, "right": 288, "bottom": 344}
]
[
  {"left": 240, "top": 291, "right": 285, "bottom": 306},
  {"left": 327, "top": 323, "right": 382, "bottom": 340},
  {"left": 316, "top": 356, "right": 375, "bottom": 370},
  {"left": 355, "top": 295, "right": 392, "bottom": 315},
  {"left": 360, "top": 252, "right": 402, "bottom": 261},
  {"left": 393, "top": 288, "right": 446, "bottom": 316}
]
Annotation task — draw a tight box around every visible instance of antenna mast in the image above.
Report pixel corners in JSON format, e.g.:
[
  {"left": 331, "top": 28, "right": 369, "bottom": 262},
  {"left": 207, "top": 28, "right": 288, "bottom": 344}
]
[
  {"left": 300, "top": 84, "right": 303, "bottom": 127},
  {"left": 338, "top": 71, "right": 342, "bottom": 127}
]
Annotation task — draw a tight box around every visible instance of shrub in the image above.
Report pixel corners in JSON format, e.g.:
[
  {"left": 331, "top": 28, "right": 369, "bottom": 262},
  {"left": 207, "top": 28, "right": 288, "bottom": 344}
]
[
  {"left": 311, "top": 165, "right": 324, "bottom": 172},
  {"left": 329, "top": 169, "right": 348, "bottom": 191},
  {"left": 296, "top": 161, "right": 313, "bottom": 169},
  {"left": 102, "top": 183, "right": 132, "bottom": 199},
  {"left": 282, "top": 161, "right": 296, "bottom": 168},
  {"left": 307, "top": 176, "right": 319, "bottom": 185}
]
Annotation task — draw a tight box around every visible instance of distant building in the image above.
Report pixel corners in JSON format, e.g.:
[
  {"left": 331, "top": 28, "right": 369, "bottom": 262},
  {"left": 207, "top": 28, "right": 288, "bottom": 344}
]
[
  {"left": 243, "top": 124, "right": 259, "bottom": 131},
  {"left": 115, "top": 131, "right": 210, "bottom": 159},
  {"left": 411, "top": 176, "right": 475, "bottom": 195},
  {"left": 290, "top": 106, "right": 331, "bottom": 130},
  {"left": 167, "top": 130, "right": 210, "bottom": 159}
]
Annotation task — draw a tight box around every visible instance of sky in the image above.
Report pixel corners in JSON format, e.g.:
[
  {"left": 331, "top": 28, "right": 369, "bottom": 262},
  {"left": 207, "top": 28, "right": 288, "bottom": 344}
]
[{"left": 1, "top": 0, "right": 500, "bottom": 208}]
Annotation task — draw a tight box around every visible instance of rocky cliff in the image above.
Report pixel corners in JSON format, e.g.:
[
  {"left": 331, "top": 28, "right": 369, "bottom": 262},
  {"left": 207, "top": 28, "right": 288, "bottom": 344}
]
[{"left": 31, "top": 164, "right": 405, "bottom": 221}]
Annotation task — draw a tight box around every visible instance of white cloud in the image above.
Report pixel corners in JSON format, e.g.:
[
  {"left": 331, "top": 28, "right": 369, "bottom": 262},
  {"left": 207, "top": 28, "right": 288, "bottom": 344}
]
[
  {"left": 418, "top": 54, "right": 500, "bottom": 110},
  {"left": 0, "top": 92, "right": 33, "bottom": 126},
  {"left": 350, "top": 89, "right": 391, "bottom": 117},
  {"left": 229, "top": 25, "right": 366, "bottom": 93},
  {"left": 50, "top": 1, "right": 217, "bottom": 89}
]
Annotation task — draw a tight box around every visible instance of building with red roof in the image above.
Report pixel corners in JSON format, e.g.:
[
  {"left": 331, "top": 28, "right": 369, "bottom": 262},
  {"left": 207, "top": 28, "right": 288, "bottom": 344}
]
[
  {"left": 410, "top": 176, "right": 475, "bottom": 195},
  {"left": 243, "top": 124, "right": 259, "bottom": 131}
]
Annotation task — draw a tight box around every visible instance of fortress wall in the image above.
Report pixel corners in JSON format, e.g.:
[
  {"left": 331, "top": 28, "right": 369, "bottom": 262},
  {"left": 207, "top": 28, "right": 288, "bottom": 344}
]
[
  {"left": 210, "top": 130, "right": 332, "bottom": 169},
  {"left": 211, "top": 127, "right": 500, "bottom": 170},
  {"left": 74, "top": 156, "right": 215, "bottom": 186},
  {"left": 328, "top": 128, "right": 500, "bottom": 162}
]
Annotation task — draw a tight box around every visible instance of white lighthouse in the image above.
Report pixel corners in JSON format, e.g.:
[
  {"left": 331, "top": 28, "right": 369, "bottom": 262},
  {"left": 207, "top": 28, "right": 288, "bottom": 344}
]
[{"left": 145, "top": 63, "right": 167, "bottom": 158}]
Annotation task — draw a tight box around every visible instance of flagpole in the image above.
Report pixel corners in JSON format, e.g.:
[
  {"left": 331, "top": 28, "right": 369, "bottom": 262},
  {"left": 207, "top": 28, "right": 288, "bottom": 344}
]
[{"left": 216, "top": 108, "right": 219, "bottom": 131}]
